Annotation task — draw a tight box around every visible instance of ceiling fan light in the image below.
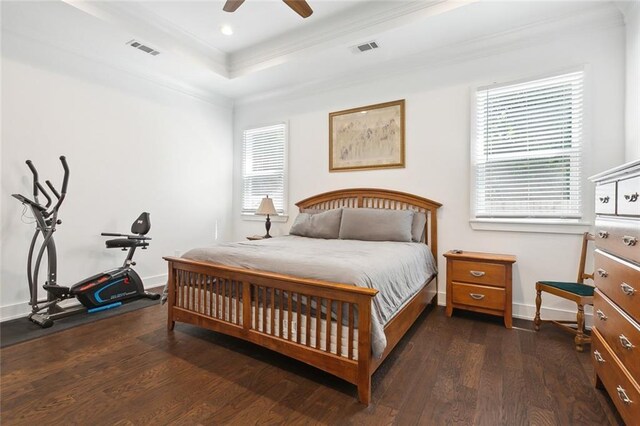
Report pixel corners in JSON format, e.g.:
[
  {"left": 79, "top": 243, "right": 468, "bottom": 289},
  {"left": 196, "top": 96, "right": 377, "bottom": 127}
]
[{"left": 220, "top": 25, "right": 234, "bottom": 36}]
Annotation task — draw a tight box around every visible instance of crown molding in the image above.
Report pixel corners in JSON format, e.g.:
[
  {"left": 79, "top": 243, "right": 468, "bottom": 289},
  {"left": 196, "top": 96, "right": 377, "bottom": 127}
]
[
  {"left": 62, "top": 0, "right": 230, "bottom": 78},
  {"left": 2, "top": 28, "right": 233, "bottom": 109},
  {"left": 227, "top": 0, "right": 476, "bottom": 78},
  {"left": 234, "top": 3, "right": 624, "bottom": 107}
]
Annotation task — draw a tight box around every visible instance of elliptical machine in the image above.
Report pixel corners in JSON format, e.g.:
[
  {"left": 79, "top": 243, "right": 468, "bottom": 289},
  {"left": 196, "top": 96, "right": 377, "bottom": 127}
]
[{"left": 12, "top": 156, "right": 160, "bottom": 328}]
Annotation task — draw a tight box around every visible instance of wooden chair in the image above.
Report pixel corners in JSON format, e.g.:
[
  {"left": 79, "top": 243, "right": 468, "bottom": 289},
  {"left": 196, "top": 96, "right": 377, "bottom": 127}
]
[{"left": 534, "top": 232, "right": 595, "bottom": 352}]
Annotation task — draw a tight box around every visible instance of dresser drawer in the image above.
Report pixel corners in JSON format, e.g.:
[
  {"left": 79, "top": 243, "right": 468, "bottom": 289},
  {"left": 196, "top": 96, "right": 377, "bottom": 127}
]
[
  {"left": 595, "top": 182, "right": 617, "bottom": 215},
  {"left": 592, "top": 329, "right": 640, "bottom": 424},
  {"left": 595, "top": 250, "right": 640, "bottom": 322},
  {"left": 618, "top": 175, "right": 640, "bottom": 217},
  {"left": 593, "top": 290, "right": 640, "bottom": 380},
  {"left": 451, "top": 282, "right": 505, "bottom": 311},
  {"left": 450, "top": 260, "right": 506, "bottom": 287},
  {"left": 595, "top": 217, "right": 640, "bottom": 264}
]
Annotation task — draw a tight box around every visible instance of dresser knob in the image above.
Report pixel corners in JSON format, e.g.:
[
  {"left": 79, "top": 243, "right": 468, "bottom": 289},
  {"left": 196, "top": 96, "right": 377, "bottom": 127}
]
[
  {"left": 598, "top": 231, "right": 609, "bottom": 239},
  {"left": 469, "top": 270, "right": 485, "bottom": 278},
  {"left": 599, "top": 196, "right": 610, "bottom": 203},
  {"left": 624, "top": 192, "right": 639, "bottom": 202},
  {"left": 469, "top": 293, "right": 485, "bottom": 300},
  {"left": 619, "top": 334, "right": 635, "bottom": 350},
  {"left": 621, "top": 282, "right": 637, "bottom": 296},
  {"left": 622, "top": 235, "right": 638, "bottom": 246},
  {"left": 596, "top": 309, "right": 608, "bottom": 321},
  {"left": 597, "top": 268, "right": 608, "bottom": 278},
  {"left": 617, "top": 386, "right": 633, "bottom": 405},
  {"left": 593, "top": 350, "right": 606, "bottom": 363}
]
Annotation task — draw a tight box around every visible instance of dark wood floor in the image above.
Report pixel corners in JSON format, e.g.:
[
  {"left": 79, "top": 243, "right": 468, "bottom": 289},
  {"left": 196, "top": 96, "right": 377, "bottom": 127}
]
[{"left": 1, "top": 303, "right": 623, "bottom": 425}]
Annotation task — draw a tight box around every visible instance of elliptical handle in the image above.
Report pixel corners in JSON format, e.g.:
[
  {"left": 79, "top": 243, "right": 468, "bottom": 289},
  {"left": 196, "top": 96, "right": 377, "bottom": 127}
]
[
  {"left": 59, "top": 156, "right": 69, "bottom": 195},
  {"left": 26, "top": 160, "right": 39, "bottom": 201},
  {"left": 36, "top": 182, "right": 52, "bottom": 208},
  {"left": 45, "top": 180, "right": 61, "bottom": 199}
]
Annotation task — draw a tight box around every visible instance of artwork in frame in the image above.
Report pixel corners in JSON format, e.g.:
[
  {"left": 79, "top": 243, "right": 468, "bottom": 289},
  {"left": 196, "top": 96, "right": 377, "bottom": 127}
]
[{"left": 329, "top": 99, "right": 405, "bottom": 172}]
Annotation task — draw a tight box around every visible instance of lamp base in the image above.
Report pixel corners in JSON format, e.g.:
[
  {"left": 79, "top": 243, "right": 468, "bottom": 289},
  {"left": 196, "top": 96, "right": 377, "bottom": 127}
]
[{"left": 264, "top": 214, "right": 272, "bottom": 238}]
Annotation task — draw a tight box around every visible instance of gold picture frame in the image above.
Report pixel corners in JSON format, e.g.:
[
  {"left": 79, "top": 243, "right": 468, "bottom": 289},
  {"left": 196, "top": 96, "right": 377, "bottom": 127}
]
[{"left": 329, "top": 99, "right": 405, "bottom": 172}]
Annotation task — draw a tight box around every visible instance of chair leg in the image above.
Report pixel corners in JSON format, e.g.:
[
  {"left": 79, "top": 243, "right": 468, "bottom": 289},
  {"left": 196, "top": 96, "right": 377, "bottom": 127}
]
[
  {"left": 575, "top": 304, "right": 585, "bottom": 352},
  {"left": 534, "top": 286, "right": 542, "bottom": 331}
]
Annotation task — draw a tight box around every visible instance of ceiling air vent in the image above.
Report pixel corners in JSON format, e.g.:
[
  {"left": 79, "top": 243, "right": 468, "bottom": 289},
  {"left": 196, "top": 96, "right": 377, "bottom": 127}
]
[
  {"left": 126, "top": 40, "right": 160, "bottom": 56},
  {"left": 352, "top": 41, "right": 379, "bottom": 54}
]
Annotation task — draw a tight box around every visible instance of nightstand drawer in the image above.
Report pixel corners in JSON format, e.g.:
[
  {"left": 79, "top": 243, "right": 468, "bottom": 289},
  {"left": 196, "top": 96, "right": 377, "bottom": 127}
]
[
  {"left": 451, "top": 282, "right": 505, "bottom": 311},
  {"left": 450, "top": 260, "right": 506, "bottom": 287},
  {"left": 594, "top": 250, "right": 640, "bottom": 322},
  {"left": 594, "top": 290, "right": 640, "bottom": 380},
  {"left": 592, "top": 329, "right": 640, "bottom": 424}
]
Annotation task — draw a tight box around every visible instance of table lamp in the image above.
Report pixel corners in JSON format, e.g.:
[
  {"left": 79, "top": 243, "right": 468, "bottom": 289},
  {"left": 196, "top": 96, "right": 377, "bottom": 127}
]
[{"left": 256, "top": 195, "right": 278, "bottom": 238}]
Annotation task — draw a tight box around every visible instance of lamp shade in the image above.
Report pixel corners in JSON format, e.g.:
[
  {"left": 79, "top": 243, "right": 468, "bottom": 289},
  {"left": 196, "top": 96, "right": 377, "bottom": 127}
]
[{"left": 256, "top": 196, "right": 278, "bottom": 216}]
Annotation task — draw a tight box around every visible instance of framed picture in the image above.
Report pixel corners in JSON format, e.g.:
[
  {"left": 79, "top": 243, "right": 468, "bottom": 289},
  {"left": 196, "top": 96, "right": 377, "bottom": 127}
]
[{"left": 329, "top": 99, "right": 405, "bottom": 172}]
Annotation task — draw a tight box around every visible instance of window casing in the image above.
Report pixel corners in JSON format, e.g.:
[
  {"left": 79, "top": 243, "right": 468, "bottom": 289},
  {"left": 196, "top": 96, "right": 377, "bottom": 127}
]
[
  {"left": 241, "top": 123, "right": 287, "bottom": 216},
  {"left": 471, "top": 71, "right": 585, "bottom": 225}
]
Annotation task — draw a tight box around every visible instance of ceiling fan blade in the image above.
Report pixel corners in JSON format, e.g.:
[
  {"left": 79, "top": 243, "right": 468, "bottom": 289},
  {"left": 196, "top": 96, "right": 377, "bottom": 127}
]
[
  {"left": 223, "top": 0, "right": 245, "bottom": 13},
  {"left": 283, "top": 0, "right": 313, "bottom": 18}
]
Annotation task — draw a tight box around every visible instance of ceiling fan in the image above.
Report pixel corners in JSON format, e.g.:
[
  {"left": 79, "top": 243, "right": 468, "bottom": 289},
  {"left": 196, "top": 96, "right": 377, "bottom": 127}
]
[{"left": 223, "top": 0, "right": 313, "bottom": 18}]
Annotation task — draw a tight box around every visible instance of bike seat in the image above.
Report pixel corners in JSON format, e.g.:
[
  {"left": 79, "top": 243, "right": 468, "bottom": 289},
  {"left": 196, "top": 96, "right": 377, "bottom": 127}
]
[{"left": 105, "top": 238, "right": 148, "bottom": 249}]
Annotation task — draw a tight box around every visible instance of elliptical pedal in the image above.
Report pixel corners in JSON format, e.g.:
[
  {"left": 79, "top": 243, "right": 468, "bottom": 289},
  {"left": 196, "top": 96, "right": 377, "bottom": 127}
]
[{"left": 42, "top": 284, "right": 71, "bottom": 299}]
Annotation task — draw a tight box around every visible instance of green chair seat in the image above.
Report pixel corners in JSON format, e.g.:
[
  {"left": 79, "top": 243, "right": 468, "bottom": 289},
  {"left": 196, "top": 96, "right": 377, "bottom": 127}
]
[{"left": 538, "top": 281, "right": 594, "bottom": 297}]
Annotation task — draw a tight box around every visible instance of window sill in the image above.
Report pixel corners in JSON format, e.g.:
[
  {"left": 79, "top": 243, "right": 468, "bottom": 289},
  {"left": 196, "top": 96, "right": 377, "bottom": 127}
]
[
  {"left": 469, "top": 219, "right": 591, "bottom": 235},
  {"left": 242, "top": 214, "right": 289, "bottom": 223}
]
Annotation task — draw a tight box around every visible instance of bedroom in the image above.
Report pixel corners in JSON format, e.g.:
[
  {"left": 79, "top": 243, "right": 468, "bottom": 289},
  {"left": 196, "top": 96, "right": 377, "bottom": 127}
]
[{"left": 0, "top": 0, "right": 638, "bottom": 424}]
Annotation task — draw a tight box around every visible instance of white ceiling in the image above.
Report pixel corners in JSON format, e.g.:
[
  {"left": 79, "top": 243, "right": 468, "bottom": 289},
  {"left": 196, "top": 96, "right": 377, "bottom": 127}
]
[{"left": 0, "top": 0, "right": 625, "bottom": 105}]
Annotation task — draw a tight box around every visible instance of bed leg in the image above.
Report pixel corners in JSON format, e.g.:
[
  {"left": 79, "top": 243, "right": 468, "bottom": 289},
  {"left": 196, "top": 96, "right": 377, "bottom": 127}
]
[
  {"left": 357, "top": 374, "right": 371, "bottom": 405},
  {"left": 167, "top": 265, "right": 176, "bottom": 331}
]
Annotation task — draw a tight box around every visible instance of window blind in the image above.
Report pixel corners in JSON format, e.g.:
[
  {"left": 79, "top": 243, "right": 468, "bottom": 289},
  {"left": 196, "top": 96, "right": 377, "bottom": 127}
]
[
  {"left": 474, "top": 71, "right": 584, "bottom": 219},
  {"left": 242, "top": 123, "right": 286, "bottom": 215}
]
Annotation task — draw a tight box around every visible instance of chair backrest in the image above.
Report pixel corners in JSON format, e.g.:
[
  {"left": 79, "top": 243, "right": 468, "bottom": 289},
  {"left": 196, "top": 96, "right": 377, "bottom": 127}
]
[
  {"left": 131, "top": 212, "right": 151, "bottom": 235},
  {"left": 577, "top": 232, "right": 594, "bottom": 283}
]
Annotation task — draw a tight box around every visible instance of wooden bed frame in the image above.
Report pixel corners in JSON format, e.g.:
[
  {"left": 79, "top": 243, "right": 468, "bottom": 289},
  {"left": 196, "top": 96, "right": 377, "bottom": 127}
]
[{"left": 164, "top": 188, "right": 441, "bottom": 404}]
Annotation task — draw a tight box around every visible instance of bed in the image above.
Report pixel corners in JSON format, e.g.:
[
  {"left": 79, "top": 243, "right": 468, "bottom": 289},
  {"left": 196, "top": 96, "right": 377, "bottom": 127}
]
[{"left": 163, "top": 188, "right": 441, "bottom": 404}]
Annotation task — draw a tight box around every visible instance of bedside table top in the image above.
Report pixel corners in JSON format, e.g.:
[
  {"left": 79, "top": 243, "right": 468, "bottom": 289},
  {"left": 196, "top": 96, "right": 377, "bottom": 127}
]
[{"left": 443, "top": 250, "right": 516, "bottom": 263}]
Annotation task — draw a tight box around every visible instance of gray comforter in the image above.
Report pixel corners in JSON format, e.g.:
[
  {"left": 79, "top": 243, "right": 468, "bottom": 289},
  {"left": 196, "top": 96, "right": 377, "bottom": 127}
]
[{"left": 180, "top": 235, "right": 437, "bottom": 358}]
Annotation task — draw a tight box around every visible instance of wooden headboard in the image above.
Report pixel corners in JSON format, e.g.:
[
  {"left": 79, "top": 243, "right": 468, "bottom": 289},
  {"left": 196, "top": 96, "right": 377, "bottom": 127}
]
[{"left": 295, "top": 188, "right": 442, "bottom": 259}]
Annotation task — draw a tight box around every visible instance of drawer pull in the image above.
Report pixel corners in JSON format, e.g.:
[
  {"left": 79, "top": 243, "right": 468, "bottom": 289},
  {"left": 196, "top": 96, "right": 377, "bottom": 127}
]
[
  {"left": 599, "top": 196, "right": 610, "bottom": 203},
  {"left": 469, "top": 293, "right": 485, "bottom": 300},
  {"left": 622, "top": 235, "right": 638, "bottom": 246},
  {"left": 596, "top": 268, "right": 608, "bottom": 278},
  {"left": 598, "top": 231, "right": 609, "bottom": 239},
  {"left": 624, "top": 192, "right": 639, "bottom": 202},
  {"left": 619, "top": 334, "right": 635, "bottom": 350},
  {"left": 593, "top": 350, "right": 606, "bottom": 363},
  {"left": 617, "top": 386, "right": 633, "bottom": 405},
  {"left": 469, "top": 270, "right": 485, "bottom": 277},
  {"left": 621, "top": 282, "right": 637, "bottom": 296},
  {"left": 596, "top": 309, "right": 608, "bottom": 321}
]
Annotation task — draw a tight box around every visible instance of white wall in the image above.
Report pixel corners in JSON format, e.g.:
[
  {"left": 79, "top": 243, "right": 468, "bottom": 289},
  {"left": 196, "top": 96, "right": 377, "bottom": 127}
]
[
  {"left": 0, "top": 33, "right": 234, "bottom": 320},
  {"left": 624, "top": 1, "right": 640, "bottom": 161},
  {"left": 232, "top": 25, "right": 626, "bottom": 321}
]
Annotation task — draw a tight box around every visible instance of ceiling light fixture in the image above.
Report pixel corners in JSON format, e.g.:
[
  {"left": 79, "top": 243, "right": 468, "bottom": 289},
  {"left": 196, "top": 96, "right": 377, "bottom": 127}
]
[{"left": 220, "top": 25, "right": 234, "bottom": 36}]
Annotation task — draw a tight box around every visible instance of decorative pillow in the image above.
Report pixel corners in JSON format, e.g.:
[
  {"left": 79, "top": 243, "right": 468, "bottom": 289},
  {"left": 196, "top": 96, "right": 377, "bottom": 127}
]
[
  {"left": 338, "top": 208, "right": 414, "bottom": 242},
  {"left": 289, "top": 208, "right": 343, "bottom": 239},
  {"left": 411, "top": 212, "right": 427, "bottom": 242}
]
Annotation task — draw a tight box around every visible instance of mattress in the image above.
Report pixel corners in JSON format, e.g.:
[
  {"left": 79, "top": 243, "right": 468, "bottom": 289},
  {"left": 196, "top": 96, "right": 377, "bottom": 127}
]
[{"left": 182, "top": 235, "right": 437, "bottom": 358}]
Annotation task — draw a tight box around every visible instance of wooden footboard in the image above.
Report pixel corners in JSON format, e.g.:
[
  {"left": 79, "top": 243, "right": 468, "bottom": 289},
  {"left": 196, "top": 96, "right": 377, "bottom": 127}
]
[{"left": 164, "top": 256, "right": 379, "bottom": 404}]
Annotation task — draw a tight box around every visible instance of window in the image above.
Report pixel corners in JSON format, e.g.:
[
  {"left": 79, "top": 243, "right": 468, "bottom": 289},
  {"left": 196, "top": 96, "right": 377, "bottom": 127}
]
[
  {"left": 472, "top": 71, "right": 584, "bottom": 224},
  {"left": 241, "top": 123, "right": 287, "bottom": 216}
]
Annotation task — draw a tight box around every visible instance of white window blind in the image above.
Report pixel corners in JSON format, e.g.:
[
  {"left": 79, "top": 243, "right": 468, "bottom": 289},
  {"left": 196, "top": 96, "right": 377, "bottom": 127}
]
[
  {"left": 242, "top": 123, "right": 287, "bottom": 215},
  {"left": 473, "top": 71, "right": 584, "bottom": 219}
]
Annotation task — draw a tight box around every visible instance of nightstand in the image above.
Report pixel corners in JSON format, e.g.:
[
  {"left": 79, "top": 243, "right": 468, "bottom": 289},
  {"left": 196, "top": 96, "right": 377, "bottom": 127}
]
[
  {"left": 246, "top": 235, "right": 265, "bottom": 241},
  {"left": 443, "top": 250, "right": 516, "bottom": 328}
]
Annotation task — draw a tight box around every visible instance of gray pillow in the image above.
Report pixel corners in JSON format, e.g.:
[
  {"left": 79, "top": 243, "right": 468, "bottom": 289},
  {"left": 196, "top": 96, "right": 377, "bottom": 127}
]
[
  {"left": 339, "top": 208, "right": 414, "bottom": 242},
  {"left": 411, "top": 212, "right": 427, "bottom": 242},
  {"left": 289, "top": 208, "right": 343, "bottom": 239}
]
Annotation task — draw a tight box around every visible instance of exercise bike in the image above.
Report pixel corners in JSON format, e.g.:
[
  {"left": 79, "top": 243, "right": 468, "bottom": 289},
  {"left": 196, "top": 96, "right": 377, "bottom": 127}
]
[{"left": 12, "top": 156, "right": 160, "bottom": 328}]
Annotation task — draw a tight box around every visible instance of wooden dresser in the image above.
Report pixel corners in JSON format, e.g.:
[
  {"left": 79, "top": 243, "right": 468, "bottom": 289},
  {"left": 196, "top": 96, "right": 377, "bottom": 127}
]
[
  {"left": 444, "top": 251, "right": 516, "bottom": 328},
  {"left": 590, "top": 159, "right": 640, "bottom": 424}
]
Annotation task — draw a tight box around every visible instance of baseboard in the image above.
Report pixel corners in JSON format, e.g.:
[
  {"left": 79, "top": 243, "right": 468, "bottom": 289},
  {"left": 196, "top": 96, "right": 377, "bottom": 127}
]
[
  {"left": 0, "top": 273, "right": 167, "bottom": 322},
  {"left": 436, "top": 291, "right": 593, "bottom": 326}
]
